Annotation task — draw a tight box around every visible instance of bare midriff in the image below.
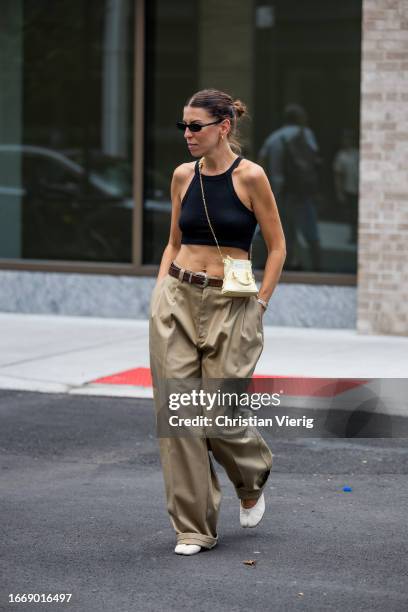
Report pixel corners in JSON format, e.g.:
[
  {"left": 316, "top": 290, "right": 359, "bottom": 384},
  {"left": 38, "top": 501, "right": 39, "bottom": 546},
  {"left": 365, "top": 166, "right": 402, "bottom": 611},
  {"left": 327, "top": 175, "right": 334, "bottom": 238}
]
[{"left": 173, "top": 244, "right": 250, "bottom": 278}]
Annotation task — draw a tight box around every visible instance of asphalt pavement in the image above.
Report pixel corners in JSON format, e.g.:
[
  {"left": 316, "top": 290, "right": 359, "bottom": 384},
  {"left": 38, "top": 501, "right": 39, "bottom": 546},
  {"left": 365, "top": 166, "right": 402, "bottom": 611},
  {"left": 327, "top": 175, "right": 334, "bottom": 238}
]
[{"left": 1, "top": 390, "right": 407, "bottom": 612}]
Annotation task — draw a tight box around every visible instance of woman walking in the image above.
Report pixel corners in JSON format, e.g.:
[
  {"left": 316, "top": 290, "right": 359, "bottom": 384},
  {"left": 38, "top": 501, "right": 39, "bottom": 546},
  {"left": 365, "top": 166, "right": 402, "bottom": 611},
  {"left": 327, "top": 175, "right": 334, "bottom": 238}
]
[{"left": 149, "top": 88, "right": 286, "bottom": 555}]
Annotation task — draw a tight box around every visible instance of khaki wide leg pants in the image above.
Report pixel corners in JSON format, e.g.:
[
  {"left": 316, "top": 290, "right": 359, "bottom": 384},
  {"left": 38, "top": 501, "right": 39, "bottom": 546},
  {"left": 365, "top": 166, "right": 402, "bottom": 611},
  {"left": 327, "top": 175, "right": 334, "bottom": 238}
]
[{"left": 149, "top": 263, "right": 273, "bottom": 549}]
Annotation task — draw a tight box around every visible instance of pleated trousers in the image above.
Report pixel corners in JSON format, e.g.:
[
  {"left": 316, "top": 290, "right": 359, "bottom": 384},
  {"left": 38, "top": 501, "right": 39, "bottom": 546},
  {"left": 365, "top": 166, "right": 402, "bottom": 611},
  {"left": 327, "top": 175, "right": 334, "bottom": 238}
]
[{"left": 149, "top": 262, "right": 273, "bottom": 548}]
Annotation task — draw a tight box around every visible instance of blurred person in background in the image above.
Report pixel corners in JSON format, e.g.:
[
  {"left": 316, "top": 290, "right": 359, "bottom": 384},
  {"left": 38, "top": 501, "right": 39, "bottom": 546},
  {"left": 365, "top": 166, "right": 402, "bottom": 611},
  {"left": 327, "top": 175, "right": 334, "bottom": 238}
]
[
  {"left": 333, "top": 128, "right": 360, "bottom": 244},
  {"left": 258, "top": 103, "right": 322, "bottom": 271}
]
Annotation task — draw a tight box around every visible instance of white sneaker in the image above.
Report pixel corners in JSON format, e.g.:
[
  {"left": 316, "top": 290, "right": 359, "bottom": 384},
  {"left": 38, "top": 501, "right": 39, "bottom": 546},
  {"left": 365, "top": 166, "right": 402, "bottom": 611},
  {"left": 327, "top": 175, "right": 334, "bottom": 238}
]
[
  {"left": 174, "top": 544, "right": 202, "bottom": 555},
  {"left": 240, "top": 493, "right": 265, "bottom": 528}
]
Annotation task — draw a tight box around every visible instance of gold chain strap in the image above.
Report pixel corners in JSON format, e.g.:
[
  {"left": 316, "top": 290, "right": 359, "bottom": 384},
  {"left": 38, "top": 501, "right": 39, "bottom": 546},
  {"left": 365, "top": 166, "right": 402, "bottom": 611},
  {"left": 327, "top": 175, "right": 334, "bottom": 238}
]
[{"left": 198, "top": 157, "right": 252, "bottom": 263}]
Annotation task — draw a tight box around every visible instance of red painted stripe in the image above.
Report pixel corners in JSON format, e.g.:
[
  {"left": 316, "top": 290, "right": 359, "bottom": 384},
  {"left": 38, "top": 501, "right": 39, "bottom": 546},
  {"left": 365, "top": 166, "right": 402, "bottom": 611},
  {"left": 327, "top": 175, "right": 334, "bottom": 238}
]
[
  {"left": 93, "top": 367, "right": 152, "bottom": 387},
  {"left": 250, "top": 376, "right": 368, "bottom": 396},
  {"left": 91, "top": 368, "right": 368, "bottom": 396}
]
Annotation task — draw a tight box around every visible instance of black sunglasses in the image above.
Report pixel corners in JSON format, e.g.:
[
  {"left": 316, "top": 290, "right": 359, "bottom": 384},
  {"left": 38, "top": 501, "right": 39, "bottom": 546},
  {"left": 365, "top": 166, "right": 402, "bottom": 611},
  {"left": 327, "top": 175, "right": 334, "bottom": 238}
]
[{"left": 176, "top": 119, "right": 223, "bottom": 132}]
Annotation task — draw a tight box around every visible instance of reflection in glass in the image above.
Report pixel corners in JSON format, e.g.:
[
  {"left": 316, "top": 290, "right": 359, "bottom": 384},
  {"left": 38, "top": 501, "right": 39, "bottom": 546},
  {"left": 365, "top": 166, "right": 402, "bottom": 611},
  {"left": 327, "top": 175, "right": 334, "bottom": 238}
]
[
  {"left": 258, "top": 104, "right": 323, "bottom": 271},
  {"left": 143, "top": 0, "right": 198, "bottom": 265},
  {"left": 143, "top": 0, "right": 361, "bottom": 275},
  {"left": 0, "top": 0, "right": 135, "bottom": 262},
  {"left": 255, "top": 0, "right": 362, "bottom": 273},
  {"left": 333, "top": 129, "right": 359, "bottom": 246}
]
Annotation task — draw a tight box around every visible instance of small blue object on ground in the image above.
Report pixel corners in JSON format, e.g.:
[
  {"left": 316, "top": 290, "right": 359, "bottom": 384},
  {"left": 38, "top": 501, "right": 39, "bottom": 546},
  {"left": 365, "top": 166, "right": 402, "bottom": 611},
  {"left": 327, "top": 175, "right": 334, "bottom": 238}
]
[{"left": 343, "top": 486, "right": 353, "bottom": 492}]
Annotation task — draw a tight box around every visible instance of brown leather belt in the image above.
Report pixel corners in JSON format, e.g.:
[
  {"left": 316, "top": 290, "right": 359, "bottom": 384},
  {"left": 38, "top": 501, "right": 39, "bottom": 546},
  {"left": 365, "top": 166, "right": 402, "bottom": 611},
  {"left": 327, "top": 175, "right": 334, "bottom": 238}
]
[{"left": 169, "top": 261, "right": 223, "bottom": 288}]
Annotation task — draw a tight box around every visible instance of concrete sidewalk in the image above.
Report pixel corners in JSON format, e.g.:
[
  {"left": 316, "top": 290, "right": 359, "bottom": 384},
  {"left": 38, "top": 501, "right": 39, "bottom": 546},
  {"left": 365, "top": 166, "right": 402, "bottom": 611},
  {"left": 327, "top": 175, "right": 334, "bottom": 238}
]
[{"left": 1, "top": 313, "right": 407, "bottom": 400}]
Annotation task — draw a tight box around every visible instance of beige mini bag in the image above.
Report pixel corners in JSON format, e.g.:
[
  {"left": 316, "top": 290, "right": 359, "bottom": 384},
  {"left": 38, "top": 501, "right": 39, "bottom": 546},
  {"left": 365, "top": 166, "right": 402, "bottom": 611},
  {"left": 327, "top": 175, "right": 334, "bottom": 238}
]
[{"left": 198, "top": 157, "right": 258, "bottom": 297}]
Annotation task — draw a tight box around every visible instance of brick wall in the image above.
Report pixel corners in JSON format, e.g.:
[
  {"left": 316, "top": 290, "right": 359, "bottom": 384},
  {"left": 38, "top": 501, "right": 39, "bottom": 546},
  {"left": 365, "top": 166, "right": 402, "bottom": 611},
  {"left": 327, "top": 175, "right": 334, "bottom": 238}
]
[{"left": 357, "top": 0, "right": 408, "bottom": 335}]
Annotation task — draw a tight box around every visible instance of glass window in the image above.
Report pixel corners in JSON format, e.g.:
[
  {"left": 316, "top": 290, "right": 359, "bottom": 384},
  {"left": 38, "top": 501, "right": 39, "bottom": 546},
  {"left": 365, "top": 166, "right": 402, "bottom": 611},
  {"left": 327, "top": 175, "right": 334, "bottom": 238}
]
[
  {"left": 143, "top": 0, "right": 198, "bottom": 265},
  {"left": 143, "top": 0, "right": 362, "bottom": 274},
  {"left": 0, "top": 0, "right": 135, "bottom": 263}
]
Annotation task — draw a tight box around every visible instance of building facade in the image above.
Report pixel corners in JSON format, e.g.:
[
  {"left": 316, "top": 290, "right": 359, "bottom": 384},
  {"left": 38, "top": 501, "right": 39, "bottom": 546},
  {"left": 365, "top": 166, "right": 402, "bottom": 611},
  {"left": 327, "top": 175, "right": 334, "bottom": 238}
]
[
  {"left": 357, "top": 0, "right": 408, "bottom": 335},
  {"left": 0, "top": 0, "right": 406, "bottom": 335}
]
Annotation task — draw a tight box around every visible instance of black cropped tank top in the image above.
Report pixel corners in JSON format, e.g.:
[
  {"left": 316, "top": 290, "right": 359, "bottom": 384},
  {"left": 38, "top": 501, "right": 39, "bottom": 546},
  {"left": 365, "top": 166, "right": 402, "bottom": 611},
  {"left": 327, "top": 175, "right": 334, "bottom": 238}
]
[{"left": 178, "top": 155, "right": 257, "bottom": 252}]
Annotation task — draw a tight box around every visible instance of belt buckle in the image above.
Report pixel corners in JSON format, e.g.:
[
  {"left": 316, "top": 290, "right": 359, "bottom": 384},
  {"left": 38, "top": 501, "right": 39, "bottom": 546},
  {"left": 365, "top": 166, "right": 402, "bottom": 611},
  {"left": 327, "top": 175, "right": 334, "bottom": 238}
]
[{"left": 195, "top": 271, "right": 209, "bottom": 288}]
